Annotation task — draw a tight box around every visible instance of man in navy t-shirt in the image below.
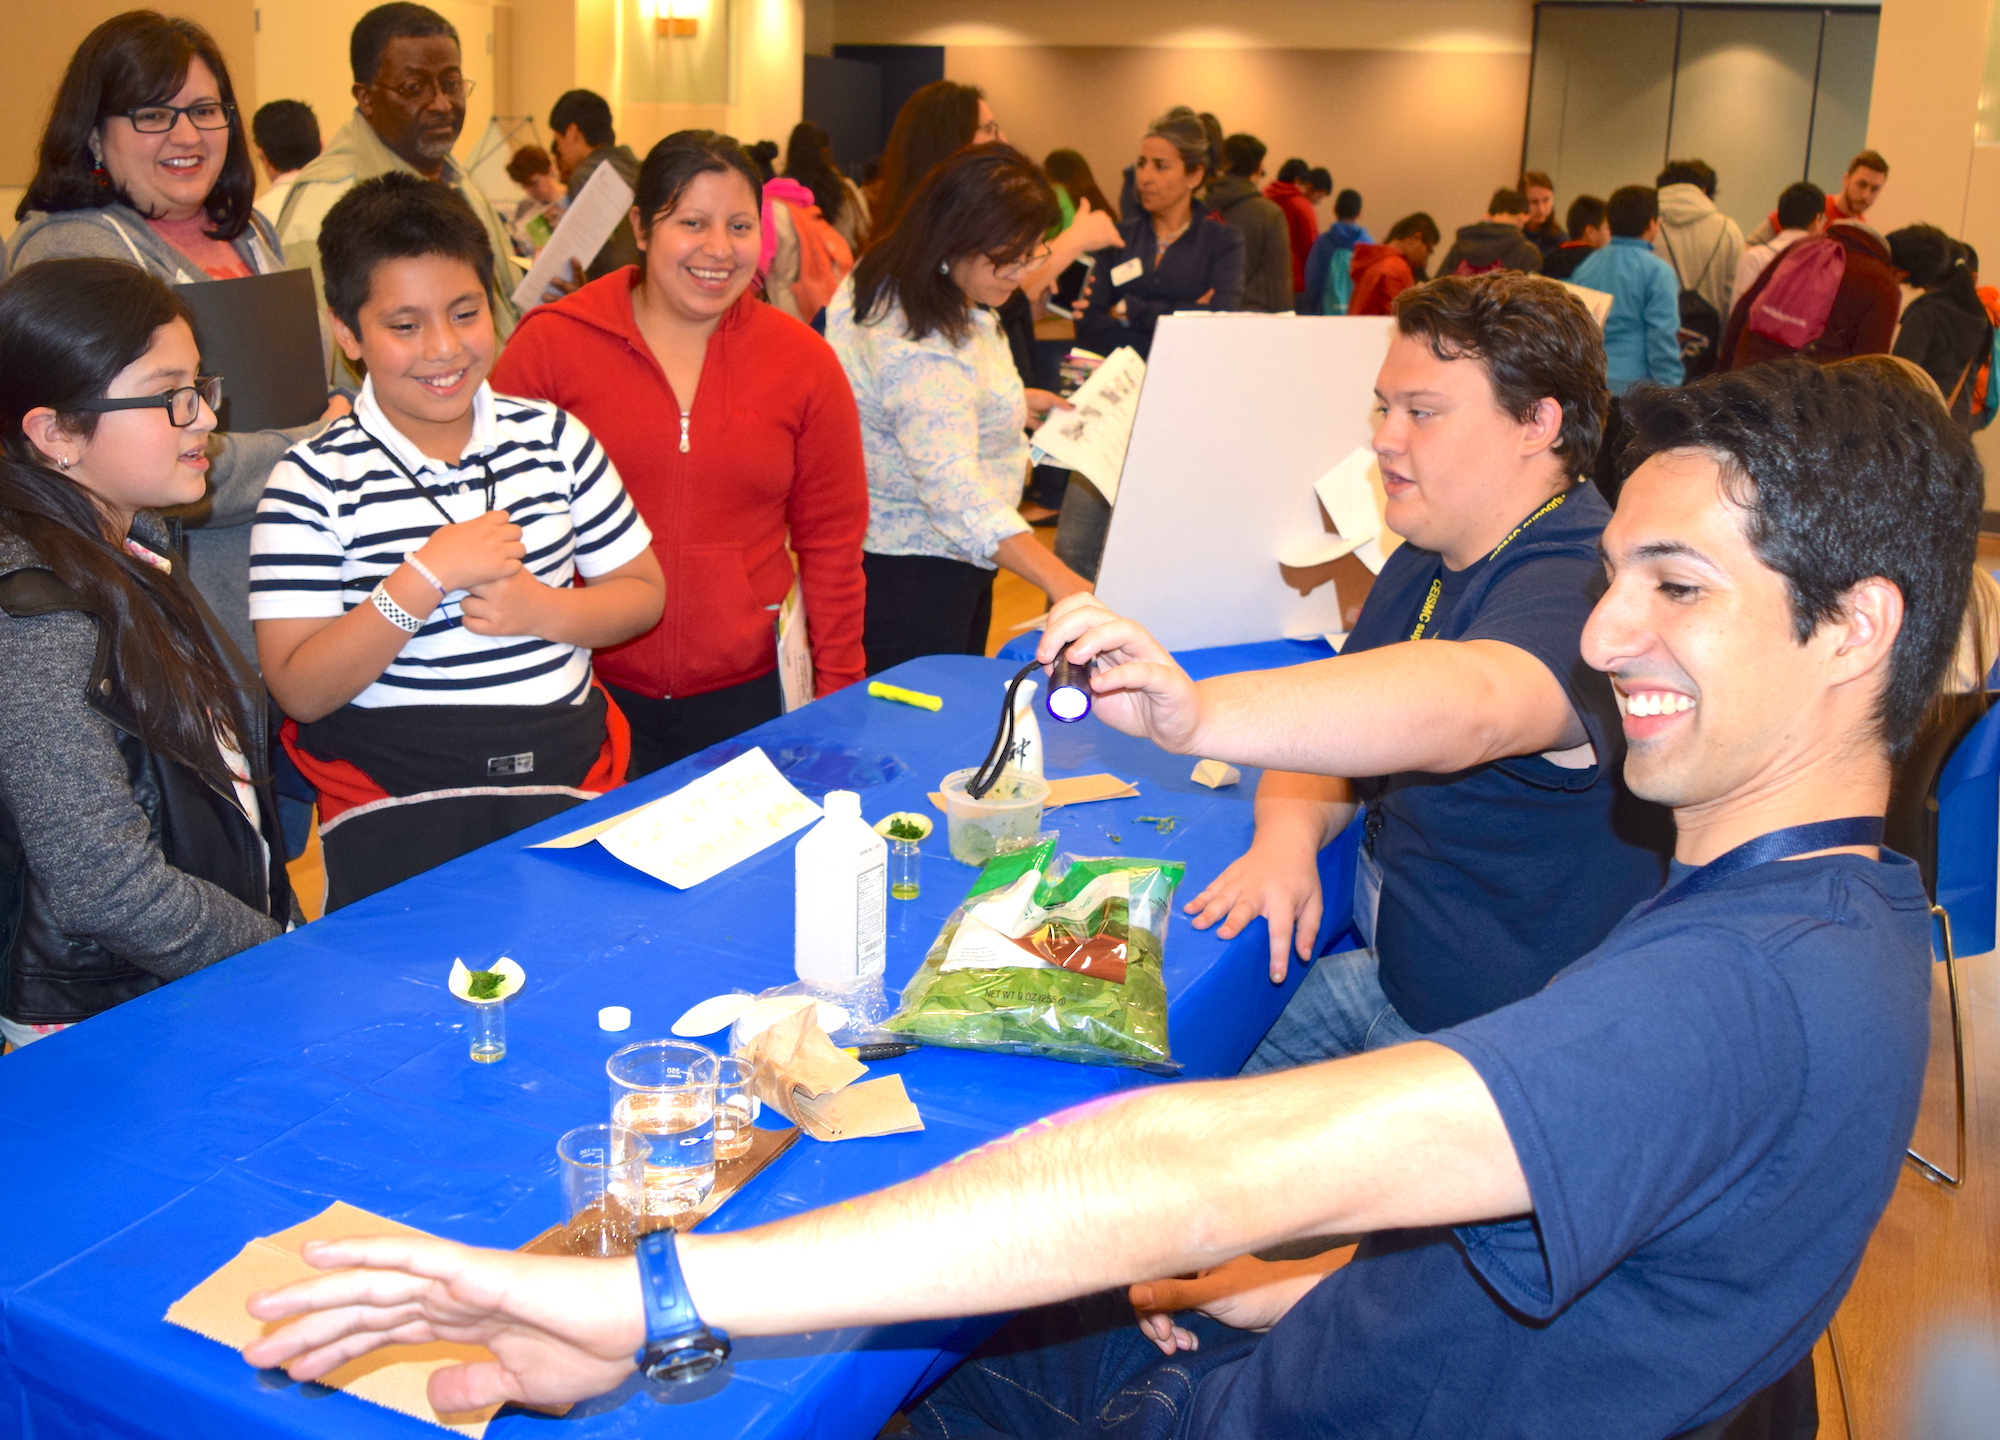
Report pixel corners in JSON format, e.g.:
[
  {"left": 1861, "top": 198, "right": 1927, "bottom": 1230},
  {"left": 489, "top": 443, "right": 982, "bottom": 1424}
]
[
  {"left": 244, "top": 364, "right": 1976, "bottom": 1439},
  {"left": 1175, "top": 273, "right": 1670, "bottom": 1067}
]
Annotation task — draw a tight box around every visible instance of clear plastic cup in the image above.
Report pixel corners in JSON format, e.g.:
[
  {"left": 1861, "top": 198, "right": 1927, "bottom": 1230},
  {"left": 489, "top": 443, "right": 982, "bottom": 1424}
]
[
  {"left": 607, "top": 1040, "right": 718, "bottom": 1231},
  {"left": 940, "top": 768, "right": 1048, "bottom": 866},
  {"left": 557, "top": 1124, "right": 650, "bottom": 1256}
]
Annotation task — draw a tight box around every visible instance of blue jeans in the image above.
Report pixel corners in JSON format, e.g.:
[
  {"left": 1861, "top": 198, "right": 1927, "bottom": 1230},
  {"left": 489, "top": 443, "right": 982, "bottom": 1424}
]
[
  {"left": 1240, "top": 947, "right": 1420, "bottom": 1073},
  {"left": 909, "top": 1292, "right": 1260, "bottom": 1440}
]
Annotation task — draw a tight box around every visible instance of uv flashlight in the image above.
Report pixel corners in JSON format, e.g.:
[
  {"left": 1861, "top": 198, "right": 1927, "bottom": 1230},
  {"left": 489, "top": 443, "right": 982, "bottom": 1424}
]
[{"left": 1046, "top": 655, "right": 1095, "bottom": 723}]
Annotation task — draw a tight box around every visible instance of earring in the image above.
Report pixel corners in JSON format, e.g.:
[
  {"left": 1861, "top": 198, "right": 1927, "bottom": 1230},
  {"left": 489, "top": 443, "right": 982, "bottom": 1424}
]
[
  {"left": 939, "top": 260, "right": 949, "bottom": 275},
  {"left": 58, "top": 455, "right": 74, "bottom": 470}
]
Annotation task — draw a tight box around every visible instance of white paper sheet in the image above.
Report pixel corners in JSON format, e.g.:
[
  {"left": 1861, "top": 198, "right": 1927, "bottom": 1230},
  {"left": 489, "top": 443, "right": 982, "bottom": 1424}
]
[
  {"left": 1312, "top": 445, "right": 1384, "bottom": 545},
  {"left": 510, "top": 162, "right": 634, "bottom": 312},
  {"left": 1027, "top": 346, "right": 1147, "bottom": 502},
  {"left": 592, "top": 748, "right": 821, "bottom": 889},
  {"left": 775, "top": 579, "right": 812, "bottom": 713},
  {"left": 1558, "top": 281, "right": 1614, "bottom": 327}
]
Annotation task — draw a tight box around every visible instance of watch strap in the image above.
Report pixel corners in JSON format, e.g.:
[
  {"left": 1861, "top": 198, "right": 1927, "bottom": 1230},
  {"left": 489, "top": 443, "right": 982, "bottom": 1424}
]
[{"left": 635, "top": 1229, "right": 701, "bottom": 1341}]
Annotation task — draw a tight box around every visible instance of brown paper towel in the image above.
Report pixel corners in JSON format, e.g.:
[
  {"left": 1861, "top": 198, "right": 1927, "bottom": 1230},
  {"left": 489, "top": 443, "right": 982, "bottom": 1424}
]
[{"left": 744, "top": 1008, "right": 924, "bottom": 1141}]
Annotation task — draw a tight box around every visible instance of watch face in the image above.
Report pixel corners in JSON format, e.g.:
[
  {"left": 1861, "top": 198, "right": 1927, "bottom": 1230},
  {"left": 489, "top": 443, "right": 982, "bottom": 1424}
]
[{"left": 643, "top": 1336, "right": 729, "bottom": 1385}]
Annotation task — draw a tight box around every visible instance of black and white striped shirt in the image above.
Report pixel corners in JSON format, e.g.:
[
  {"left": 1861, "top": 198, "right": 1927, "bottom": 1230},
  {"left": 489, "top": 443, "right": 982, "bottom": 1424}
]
[{"left": 249, "top": 380, "right": 651, "bottom": 707}]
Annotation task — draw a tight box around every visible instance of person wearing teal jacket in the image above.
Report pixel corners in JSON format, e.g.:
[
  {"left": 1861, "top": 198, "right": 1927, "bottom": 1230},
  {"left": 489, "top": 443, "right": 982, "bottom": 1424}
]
[{"left": 1573, "top": 186, "right": 1684, "bottom": 393}]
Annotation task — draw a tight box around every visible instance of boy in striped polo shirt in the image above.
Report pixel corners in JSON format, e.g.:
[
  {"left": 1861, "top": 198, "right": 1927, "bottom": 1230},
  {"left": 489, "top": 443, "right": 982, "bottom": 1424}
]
[{"left": 251, "top": 174, "right": 664, "bottom": 909}]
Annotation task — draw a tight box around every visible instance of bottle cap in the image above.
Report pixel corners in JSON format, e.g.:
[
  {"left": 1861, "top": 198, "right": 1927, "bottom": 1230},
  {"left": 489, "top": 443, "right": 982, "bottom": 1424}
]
[
  {"left": 598, "top": 1006, "right": 632, "bottom": 1032},
  {"left": 824, "top": 790, "right": 861, "bottom": 819}
]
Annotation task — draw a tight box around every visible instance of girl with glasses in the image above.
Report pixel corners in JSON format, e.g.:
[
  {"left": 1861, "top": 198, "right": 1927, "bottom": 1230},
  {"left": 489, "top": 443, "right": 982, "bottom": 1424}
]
[{"left": 0, "top": 259, "right": 293, "bottom": 1051}]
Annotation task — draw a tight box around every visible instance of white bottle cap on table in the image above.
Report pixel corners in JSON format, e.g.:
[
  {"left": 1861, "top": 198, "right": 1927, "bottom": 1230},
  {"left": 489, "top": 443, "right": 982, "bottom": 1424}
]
[{"left": 598, "top": 1005, "right": 632, "bottom": 1032}]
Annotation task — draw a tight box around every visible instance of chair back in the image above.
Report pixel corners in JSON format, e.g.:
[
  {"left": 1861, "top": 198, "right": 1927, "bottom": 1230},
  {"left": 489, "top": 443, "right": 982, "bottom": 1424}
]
[{"left": 1886, "top": 691, "right": 1997, "bottom": 950}]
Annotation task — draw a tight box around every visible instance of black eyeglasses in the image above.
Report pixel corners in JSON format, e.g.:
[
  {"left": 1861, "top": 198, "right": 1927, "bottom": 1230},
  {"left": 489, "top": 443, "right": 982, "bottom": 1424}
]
[
  {"left": 376, "top": 74, "right": 474, "bottom": 104},
  {"left": 118, "top": 101, "right": 234, "bottom": 133},
  {"left": 73, "top": 377, "right": 222, "bottom": 428}
]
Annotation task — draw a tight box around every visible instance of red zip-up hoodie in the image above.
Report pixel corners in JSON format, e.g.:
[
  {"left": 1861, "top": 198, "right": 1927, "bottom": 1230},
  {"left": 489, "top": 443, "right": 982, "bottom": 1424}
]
[{"left": 492, "top": 271, "right": 868, "bottom": 701}]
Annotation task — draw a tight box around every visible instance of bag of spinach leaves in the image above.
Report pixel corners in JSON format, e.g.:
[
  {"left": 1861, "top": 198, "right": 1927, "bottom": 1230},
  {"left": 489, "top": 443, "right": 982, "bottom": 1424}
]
[{"left": 886, "top": 835, "right": 1184, "bottom": 1070}]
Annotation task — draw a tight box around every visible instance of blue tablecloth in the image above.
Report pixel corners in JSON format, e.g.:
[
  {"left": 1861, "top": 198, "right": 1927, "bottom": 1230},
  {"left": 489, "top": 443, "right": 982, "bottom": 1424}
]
[{"left": 0, "top": 645, "right": 1356, "bottom": 1440}]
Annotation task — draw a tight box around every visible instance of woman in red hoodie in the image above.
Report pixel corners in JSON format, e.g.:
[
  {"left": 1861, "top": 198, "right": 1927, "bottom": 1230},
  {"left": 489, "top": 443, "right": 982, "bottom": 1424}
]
[{"left": 493, "top": 131, "right": 869, "bottom": 777}]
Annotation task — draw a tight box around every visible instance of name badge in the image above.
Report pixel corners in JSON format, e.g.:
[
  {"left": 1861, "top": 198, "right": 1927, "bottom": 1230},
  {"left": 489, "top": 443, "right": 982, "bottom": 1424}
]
[
  {"left": 1109, "top": 257, "right": 1144, "bottom": 288},
  {"left": 487, "top": 752, "right": 535, "bottom": 777}
]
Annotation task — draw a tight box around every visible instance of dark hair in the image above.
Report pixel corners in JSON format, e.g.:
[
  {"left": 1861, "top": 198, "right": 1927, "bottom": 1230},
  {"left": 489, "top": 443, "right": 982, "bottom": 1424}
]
[
  {"left": 632, "top": 129, "right": 763, "bottom": 275},
  {"left": 1565, "top": 194, "right": 1607, "bottom": 239},
  {"left": 319, "top": 172, "right": 495, "bottom": 329},
  {"left": 853, "top": 144, "right": 1058, "bottom": 348},
  {"left": 1521, "top": 169, "right": 1554, "bottom": 193},
  {"left": 548, "top": 89, "right": 614, "bottom": 147},
  {"left": 20, "top": 11, "right": 258, "bottom": 240},
  {"left": 1487, "top": 187, "right": 1528, "bottom": 217},
  {"left": 1197, "top": 113, "right": 1226, "bottom": 178},
  {"left": 867, "top": 81, "right": 983, "bottom": 247},
  {"left": 1387, "top": 212, "right": 1440, "bottom": 246},
  {"left": 1963, "top": 242, "right": 1981, "bottom": 274},
  {"left": 784, "top": 121, "right": 847, "bottom": 226},
  {"left": 1276, "top": 157, "right": 1310, "bottom": 185},
  {"left": 351, "top": 3, "right": 457, "bottom": 84},
  {"left": 1888, "top": 224, "right": 1964, "bottom": 291},
  {"left": 1621, "top": 360, "right": 1980, "bottom": 754},
  {"left": 1145, "top": 107, "right": 1212, "bottom": 181},
  {"left": 0, "top": 260, "right": 257, "bottom": 788},
  {"left": 1306, "top": 166, "right": 1332, "bottom": 194},
  {"left": 1606, "top": 185, "right": 1658, "bottom": 238},
  {"left": 252, "top": 99, "right": 320, "bottom": 173},
  {"left": 1657, "top": 158, "right": 1717, "bottom": 196},
  {"left": 1849, "top": 149, "right": 1890, "bottom": 177},
  {"left": 1222, "top": 133, "right": 1267, "bottom": 178},
  {"left": 1335, "top": 189, "right": 1363, "bottom": 221},
  {"left": 746, "top": 140, "right": 779, "bottom": 183},
  {"left": 1775, "top": 181, "right": 1826, "bottom": 233},
  {"left": 1043, "top": 148, "right": 1116, "bottom": 223},
  {"left": 505, "top": 144, "right": 552, "bottom": 185},
  {"left": 1393, "top": 273, "right": 1608, "bottom": 482}
]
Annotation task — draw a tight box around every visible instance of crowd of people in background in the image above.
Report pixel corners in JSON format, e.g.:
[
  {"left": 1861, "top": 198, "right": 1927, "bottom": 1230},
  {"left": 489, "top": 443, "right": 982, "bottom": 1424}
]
[{"left": 0, "top": 3, "right": 1994, "bottom": 1041}]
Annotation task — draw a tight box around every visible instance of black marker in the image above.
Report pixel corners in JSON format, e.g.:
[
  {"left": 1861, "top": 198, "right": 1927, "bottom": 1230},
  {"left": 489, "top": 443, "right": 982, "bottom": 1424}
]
[{"left": 843, "top": 1042, "right": 923, "bottom": 1060}]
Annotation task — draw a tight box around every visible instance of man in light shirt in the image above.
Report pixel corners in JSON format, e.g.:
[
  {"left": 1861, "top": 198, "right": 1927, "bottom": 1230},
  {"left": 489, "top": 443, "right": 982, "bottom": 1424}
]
[{"left": 1734, "top": 182, "right": 1828, "bottom": 302}]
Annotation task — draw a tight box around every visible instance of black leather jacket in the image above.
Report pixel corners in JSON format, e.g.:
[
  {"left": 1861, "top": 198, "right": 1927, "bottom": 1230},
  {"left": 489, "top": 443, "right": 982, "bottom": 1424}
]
[{"left": 0, "top": 530, "right": 290, "bottom": 1025}]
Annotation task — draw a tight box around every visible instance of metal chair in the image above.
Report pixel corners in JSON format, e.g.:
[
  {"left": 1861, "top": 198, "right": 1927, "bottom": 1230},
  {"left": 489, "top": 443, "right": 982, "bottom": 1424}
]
[{"left": 1883, "top": 690, "right": 1999, "bottom": 1189}]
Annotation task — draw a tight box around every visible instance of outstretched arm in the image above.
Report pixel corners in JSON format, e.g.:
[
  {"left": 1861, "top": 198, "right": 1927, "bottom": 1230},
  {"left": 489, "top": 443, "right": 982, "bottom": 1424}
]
[{"left": 245, "top": 1042, "right": 1525, "bottom": 1410}]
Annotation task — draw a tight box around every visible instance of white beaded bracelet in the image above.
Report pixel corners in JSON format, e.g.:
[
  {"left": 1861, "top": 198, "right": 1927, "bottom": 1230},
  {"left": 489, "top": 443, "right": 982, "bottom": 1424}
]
[
  {"left": 405, "top": 552, "right": 446, "bottom": 596},
  {"left": 371, "top": 582, "right": 424, "bottom": 634}
]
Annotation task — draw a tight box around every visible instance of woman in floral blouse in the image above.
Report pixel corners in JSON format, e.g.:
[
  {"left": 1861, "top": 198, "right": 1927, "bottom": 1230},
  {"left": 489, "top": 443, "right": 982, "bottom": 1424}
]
[{"left": 827, "top": 145, "right": 1093, "bottom": 674}]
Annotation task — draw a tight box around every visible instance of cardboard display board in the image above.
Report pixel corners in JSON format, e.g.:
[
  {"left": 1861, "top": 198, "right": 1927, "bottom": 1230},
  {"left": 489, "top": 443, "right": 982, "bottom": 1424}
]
[{"left": 1093, "top": 314, "right": 1398, "bottom": 652}]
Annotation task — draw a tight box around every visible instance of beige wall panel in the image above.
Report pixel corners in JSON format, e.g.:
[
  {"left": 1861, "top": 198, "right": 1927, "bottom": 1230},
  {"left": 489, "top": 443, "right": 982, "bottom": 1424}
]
[
  {"left": 511, "top": 0, "right": 583, "bottom": 134},
  {"left": 832, "top": 0, "right": 1532, "bottom": 54},
  {"left": 947, "top": 44, "right": 1529, "bottom": 253},
  {"left": 1865, "top": 0, "right": 1986, "bottom": 240},
  {"left": 1, "top": 0, "right": 257, "bottom": 189}
]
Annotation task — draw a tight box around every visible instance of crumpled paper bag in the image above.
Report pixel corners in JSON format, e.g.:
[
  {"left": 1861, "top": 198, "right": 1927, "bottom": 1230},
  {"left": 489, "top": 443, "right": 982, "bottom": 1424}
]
[{"left": 743, "top": 1006, "right": 924, "bottom": 1142}]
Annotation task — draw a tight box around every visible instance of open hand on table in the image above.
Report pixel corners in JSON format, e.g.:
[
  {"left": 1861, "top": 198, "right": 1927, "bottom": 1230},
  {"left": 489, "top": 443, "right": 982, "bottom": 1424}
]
[
  {"left": 1128, "top": 1249, "right": 1353, "bottom": 1356},
  {"left": 1038, "top": 593, "right": 1202, "bottom": 753},
  {"left": 243, "top": 1234, "right": 641, "bottom": 1411},
  {"left": 1185, "top": 839, "right": 1324, "bottom": 983}
]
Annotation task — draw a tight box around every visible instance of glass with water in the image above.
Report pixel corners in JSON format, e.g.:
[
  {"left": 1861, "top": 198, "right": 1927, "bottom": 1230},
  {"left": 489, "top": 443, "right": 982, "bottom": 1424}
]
[{"left": 607, "top": 1040, "right": 718, "bottom": 1230}]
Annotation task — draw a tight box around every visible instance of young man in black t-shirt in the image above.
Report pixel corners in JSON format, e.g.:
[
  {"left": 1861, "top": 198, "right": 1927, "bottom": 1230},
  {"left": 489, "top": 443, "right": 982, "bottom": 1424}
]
[{"left": 1177, "top": 273, "right": 1670, "bottom": 1067}]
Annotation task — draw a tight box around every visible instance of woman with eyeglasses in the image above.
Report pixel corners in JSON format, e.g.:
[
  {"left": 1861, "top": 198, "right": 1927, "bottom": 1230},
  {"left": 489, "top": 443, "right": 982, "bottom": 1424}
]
[
  {"left": 0, "top": 259, "right": 293, "bottom": 1052},
  {"left": 9, "top": 11, "right": 346, "bottom": 676},
  {"left": 828, "top": 145, "right": 1094, "bottom": 673}
]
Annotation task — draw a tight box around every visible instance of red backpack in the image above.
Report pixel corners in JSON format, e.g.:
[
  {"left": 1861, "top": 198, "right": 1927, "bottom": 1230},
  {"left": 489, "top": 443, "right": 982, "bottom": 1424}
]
[
  {"left": 1746, "top": 238, "right": 1846, "bottom": 351},
  {"left": 1452, "top": 258, "right": 1506, "bottom": 278}
]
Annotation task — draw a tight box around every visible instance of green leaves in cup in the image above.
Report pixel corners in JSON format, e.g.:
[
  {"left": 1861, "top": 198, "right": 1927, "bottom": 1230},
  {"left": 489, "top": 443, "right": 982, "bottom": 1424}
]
[{"left": 466, "top": 969, "right": 506, "bottom": 1001}]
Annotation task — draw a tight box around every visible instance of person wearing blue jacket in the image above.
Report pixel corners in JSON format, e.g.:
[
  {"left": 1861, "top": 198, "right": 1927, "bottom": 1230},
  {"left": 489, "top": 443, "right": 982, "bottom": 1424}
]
[{"left": 1572, "top": 186, "right": 1684, "bottom": 392}]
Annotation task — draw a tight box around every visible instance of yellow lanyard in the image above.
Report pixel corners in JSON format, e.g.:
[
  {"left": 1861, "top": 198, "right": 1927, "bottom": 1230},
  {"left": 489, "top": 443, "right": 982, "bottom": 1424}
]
[{"left": 1407, "top": 487, "right": 1572, "bottom": 641}]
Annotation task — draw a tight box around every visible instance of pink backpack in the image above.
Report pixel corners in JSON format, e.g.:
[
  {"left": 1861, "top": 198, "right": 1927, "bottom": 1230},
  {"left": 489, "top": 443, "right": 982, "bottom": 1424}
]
[{"left": 1747, "top": 238, "right": 1846, "bottom": 351}]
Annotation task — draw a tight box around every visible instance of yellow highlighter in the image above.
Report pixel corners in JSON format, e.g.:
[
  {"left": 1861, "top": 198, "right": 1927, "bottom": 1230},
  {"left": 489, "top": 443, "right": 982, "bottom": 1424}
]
[{"left": 868, "top": 681, "right": 943, "bottom": 712}]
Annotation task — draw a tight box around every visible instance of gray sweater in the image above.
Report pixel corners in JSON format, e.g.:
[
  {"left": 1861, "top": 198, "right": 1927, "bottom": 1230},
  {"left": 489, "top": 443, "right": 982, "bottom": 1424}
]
[
  {"left": 0, "top": 522, "right": 281, "bottom": 992},
  {"left": 7, "top": 206, "right": 325, "bottom": 664}
]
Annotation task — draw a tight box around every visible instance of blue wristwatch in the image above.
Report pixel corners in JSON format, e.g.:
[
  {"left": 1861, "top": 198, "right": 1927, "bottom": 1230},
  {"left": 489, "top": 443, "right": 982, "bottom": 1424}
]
[{"left": 634, "top": 1229, "right": 730, "bottom": 1384}]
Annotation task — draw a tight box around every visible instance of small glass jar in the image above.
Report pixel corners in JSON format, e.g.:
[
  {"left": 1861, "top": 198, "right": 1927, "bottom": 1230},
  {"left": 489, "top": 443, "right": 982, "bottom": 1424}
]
[
  {"left": 467, "top": 997, "right": 507, "bottom": 1063},
  {"left": 889, "top": 838, "right": 921, "bottom": 900}
]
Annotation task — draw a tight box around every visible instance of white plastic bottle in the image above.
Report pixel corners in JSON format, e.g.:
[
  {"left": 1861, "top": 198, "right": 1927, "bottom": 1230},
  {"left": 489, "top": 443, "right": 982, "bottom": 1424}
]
[
  {"left": 794, "top": 790, "right": 888, "bottom": 984},
  {"left": 1004, "top": 679, "right": 1045, "bottom": 780}
]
